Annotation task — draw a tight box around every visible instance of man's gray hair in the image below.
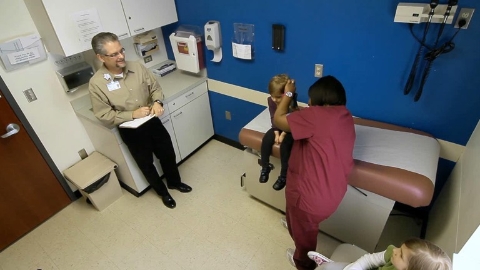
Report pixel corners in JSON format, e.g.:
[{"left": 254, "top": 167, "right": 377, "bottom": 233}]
[{"left": 91, "top": 32, "right": 119, "bottom": 55}]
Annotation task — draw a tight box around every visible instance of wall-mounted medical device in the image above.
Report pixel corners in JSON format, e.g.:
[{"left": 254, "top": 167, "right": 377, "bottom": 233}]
[
  {"left": 56, "top": 62, "right": 94, "bottom": 93},
  {"left": 394, "top": 3, "right": 457, "bottom": 24},
  {"left": 169, "top": 25, "right": 205, "bottom": 73}
]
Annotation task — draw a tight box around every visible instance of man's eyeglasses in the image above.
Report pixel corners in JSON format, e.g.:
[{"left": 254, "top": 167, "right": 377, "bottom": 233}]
[{"left": 103, "top": 48, "right": 125, "bottom": 58}]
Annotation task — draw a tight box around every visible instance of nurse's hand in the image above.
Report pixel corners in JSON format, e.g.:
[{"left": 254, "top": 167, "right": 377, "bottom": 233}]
[{"left": 285, "top": 79, "right": 296, "bottom": 93}]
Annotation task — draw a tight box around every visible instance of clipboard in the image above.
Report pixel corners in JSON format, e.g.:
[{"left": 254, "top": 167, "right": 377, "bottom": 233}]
[{"left": 119, "top": 115, "right": 154, "bottom": 129}]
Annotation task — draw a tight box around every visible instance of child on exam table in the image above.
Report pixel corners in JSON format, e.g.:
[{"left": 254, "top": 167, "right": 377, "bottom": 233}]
[
  {"left": 258, "top": 74, "right": 298, "bottom": 191},
  {"left": 308, "top": 238, "right": 452, "bottom": 270}
]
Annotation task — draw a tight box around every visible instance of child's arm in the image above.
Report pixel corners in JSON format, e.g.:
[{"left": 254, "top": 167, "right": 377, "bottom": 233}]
[
  {"left": 342, "top": 251, "right": 386, "bottom": 270},
  {"left": 273, "top": 80, "right": 296, "bottom": 132}
]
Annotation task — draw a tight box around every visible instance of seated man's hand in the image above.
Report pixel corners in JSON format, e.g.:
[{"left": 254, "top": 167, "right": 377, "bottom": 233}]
[
  {"left": 133, "top": 107, "right": 151, "bottom": 119},
  {"left": 150, "top": 102, "right": 165, "bottom": 117}
]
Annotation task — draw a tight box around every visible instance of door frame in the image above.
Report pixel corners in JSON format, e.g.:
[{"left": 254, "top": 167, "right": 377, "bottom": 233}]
[{"left": 0, "top": 76, "right": 76, "bottom": 201}]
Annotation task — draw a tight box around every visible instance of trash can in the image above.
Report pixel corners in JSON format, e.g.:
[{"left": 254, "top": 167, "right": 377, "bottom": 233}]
[{"left": 63, "top": 152, "right": 123, "bottom": 211}]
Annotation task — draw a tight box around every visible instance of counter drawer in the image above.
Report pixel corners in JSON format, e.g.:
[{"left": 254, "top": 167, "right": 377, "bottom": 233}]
[{"left": 168, "top": 82, "right": 207, "bottom": 112}]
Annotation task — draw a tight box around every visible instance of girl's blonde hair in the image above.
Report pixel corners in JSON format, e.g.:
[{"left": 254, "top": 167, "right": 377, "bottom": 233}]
[
  {"left": 268, "top": 74, "right": 290, "bottom": 95},
  {"left": 404, "top": 238, "right": 452, "bottom": 270}
]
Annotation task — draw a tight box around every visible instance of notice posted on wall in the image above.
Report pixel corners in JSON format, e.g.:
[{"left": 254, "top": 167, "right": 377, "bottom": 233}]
[
  {"left": 72, "top": 8, "right": 104, "bottom": 50},
  {"left": 0, "top": 33, "right": 47, "bottom": 72}
]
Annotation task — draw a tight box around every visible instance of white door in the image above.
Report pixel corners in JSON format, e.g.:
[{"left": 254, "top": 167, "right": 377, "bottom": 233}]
[
  {"left": 120, "top": 0, "right": 178, "bottom": 35},
  {"left": 171, "top": 93, "right": 214, "bottom": 159},
  {"left": 41, "top": 0, "right": 130, "bottom": 55}
]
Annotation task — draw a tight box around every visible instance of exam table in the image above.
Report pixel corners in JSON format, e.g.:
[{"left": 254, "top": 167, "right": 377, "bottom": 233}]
[{"left": 239, "top": 109, "right": 440, "bottom": 252}]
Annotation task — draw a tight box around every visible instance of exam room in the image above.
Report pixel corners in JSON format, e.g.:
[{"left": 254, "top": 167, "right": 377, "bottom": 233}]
[{"left": 1, "top": 0, "right": 479, "bottom": 269}]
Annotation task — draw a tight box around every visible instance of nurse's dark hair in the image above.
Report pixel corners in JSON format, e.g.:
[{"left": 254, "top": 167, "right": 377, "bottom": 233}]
[
  {"left": 308, "top": 76, "right": 346, "bottom": 106},
  {"left": 91, "top": 32, "right": 119, "bottom": 55}
]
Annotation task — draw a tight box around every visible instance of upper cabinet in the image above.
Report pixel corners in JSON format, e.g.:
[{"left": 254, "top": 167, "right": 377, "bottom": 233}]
[
  {"left": 121, "top": 0, "right": 178, "bottom": 35},
  {"left": 23, "top": 0, "right": 178, "bottom": 56}
]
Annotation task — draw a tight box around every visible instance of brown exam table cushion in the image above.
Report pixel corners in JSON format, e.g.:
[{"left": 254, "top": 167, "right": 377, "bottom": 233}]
[{"left": 239, "top": 118, "right": 435, "bottom": 208}]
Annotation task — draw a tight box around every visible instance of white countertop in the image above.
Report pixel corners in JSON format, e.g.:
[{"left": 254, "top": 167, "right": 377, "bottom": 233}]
[{"left": 71, "top": 60, "right": 207, "bottom": 131}]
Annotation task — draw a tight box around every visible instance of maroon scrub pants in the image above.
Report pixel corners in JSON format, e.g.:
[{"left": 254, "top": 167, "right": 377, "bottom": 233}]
[{"left": 286, "top": 205, "right": 329, "bottom": 270}]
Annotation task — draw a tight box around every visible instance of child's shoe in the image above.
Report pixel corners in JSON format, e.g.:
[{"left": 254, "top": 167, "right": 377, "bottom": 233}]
[
  {"left": 307, "top": 251, "right": 333, "bottom": 266},
  {"left": 259, "top": 163, "right": 273, "bottom": 183},
  {"left": 273, "top": 175, "right": 286, "bottom": 190}
]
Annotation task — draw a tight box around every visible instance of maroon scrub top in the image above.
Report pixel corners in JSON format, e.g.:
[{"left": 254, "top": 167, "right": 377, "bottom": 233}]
[{"left": 286, "top": 106, "right": 356, "bottom": 217}]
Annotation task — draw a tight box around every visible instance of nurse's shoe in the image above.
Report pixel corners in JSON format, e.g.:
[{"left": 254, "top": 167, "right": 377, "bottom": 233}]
[
  {"left": 307, "top": 251, "right": 333, "bottom": 265},
  {"left": 259, "top": 164, "right": 273, "bottom": 183},
  {"left": 280, "top": 217, "right": 288, "bottom": 229},
  {"left": 272, "top": 176, "right": 286, "bottom": 190},
  {"left": 286, "top": 248, "right": 295, "bottom": 267}
]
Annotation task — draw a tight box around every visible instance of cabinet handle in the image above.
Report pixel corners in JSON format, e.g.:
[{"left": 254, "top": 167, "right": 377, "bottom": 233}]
[
  {"left": 173, "top": 111, "right": 183, "bottom": 118},
  {"left": 185, "top": 92, "right": 195, "bottom": 98},
  {"left": 118, "top": 33, "right": 129, "bottom": 38},
  {"left": 134, "top": 27, "right": 145, "bottom": 33},
  {"left": 162, "top": 118, "right": 170, "bottom": 124},
  {"left": 351, "top": 186, "right": 368, "bottom": 197}
]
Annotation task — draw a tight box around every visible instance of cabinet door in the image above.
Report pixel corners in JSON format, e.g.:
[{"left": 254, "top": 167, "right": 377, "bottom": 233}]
[
  {"left": 40, "top": 0, "right": 130, "bottom": 55},
  {"left": 120, "top": 0, "right": 178, "bottom": 35},
  {"left": 171, "top": 93, "right": 214, "bottom": 159},
  {"left": 161, "top": 116, "right": 181, "bottom": 164}
]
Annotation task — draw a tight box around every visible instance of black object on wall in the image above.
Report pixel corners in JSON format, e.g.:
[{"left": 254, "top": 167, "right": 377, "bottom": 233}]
[{"left": 272, "top": 24, "right": 285, "bottom": 51}]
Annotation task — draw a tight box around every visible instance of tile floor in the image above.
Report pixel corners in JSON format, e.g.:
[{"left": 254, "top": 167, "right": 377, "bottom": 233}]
[{"left": 0, "top": 140, "right": 420, "bottom": 270}]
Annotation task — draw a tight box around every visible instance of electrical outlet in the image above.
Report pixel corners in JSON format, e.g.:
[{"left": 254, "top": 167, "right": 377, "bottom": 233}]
[
  {"left": 225, "top": 111, "right": 231, "bottom": 120},
  {"left": 314, "top": 64, "right": 323, "bottom": 78},
  {"left": 144, "top": 55, "right": 152, "bottom": 63},
  {"left": 78, "top": 149, "right": 88, "bottom": 159},
  {"left": 455, "top": 8, "right": 475, "bottom": 29}
]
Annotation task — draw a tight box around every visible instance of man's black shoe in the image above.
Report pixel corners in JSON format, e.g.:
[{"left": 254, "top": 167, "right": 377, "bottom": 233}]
[
  {"left": 161, "top": 194, "right": 176, "bottom": 209},
  {"left": 167, "top": 183, "right": 192, "bottom": 193}
]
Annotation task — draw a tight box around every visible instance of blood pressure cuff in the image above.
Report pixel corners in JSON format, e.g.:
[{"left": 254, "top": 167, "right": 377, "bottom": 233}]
[{"left": 82, "top": 173, "right": 111, "bottom": 194}]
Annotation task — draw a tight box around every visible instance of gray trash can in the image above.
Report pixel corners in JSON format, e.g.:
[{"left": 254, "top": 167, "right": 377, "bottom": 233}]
[{"left": 64, "top": 152, "right": 123, "bottom": 211}]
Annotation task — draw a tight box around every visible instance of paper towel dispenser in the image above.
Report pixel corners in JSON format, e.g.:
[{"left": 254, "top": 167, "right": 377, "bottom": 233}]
[{"left": 56, "top": 62, "right": 94, "bottom": 93}]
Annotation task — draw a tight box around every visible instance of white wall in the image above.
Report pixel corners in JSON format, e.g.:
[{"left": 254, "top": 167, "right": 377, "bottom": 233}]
[
  {"left": 0, "top": 0, "right": 169, "bottom": 190},
  {"left": 427, "top": 120, "right": 480, "bottom": 259}
]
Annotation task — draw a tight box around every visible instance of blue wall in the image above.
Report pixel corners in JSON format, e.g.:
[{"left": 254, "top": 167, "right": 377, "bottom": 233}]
[{"left": 164, "top": 0, "right": 480, "bottom": 145}]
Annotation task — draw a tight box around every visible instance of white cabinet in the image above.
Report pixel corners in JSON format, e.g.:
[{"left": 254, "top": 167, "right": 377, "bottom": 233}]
[
  {"left": 121, "top": 0, "right": 178, "bottom": 35},
  {"left": 24, "top": 0, "right": 178, "bottom": 56},
  {"left": 160, "top": 116, "right": 181, "bottom": 164},
  {"left": 168, "top": 82, "right": 214, "bottom": 159}
]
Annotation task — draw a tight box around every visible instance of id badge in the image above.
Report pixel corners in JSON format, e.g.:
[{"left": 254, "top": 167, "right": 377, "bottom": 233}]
[{"left": 107, "top": 81, "right": 121, "bottom": 91}]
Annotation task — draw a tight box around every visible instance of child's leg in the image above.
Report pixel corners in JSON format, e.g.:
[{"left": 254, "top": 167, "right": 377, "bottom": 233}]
[
  {"left": 279, "top": 132, "right": 294, "bottom": 177},
  {"left": 273, "top": 132, "right": 293, "bottom": 190},
  {"left": 259, "top": 128, "right": 275, "bottom": 183}
]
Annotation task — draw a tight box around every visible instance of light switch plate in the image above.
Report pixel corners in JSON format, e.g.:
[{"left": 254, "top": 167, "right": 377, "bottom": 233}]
[{"left": 23, "top": 88, "right": 37, "bottom": 102}]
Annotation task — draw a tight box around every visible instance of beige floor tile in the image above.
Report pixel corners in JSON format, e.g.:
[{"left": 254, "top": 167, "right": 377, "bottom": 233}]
[
  {"left": 115, "top": 238, "right": 183, "bottom": 270},
  {"left": 146, "top": 215, "right": 193, "bottom": 253},
  {"left": 95, "top": 224, "right": 145, "bottom": 265},
  {"left": 0, "top": 233, "right": 57, "bottom": 270},
  {"left": 246, "top": 240, "right": 297, "bottom": 270}
]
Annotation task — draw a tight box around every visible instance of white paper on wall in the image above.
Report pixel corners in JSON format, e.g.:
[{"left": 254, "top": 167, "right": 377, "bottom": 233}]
[{"left": 71, "top": 8, "right": 104, "bottom": 51}]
